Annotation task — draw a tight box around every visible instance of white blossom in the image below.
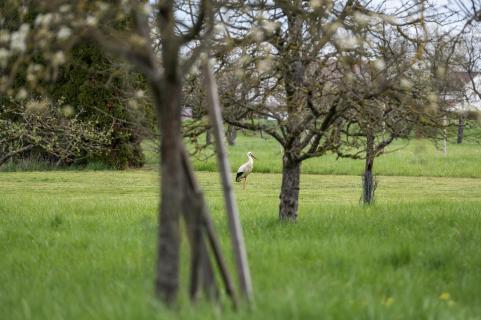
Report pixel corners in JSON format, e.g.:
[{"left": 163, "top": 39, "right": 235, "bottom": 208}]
[
  {"left": 400, "top": 78, "right": 413, "bottom": 90},
  {"left": 0, "top": 48, "right": 9, "bottom": 67},
  {"left": 249, "top": 27, "right": 264, "bottom": 42},
  {"left": 35, "top": 13, "right": 53, "bottom": 26},
  {"left": 62, "top": 105, "right": 74, "bottom": 117},
  {"left": 309, "top": 0, "right": 322, "bottom": 9},
  {"left": 382, "top": 15, "right": 400, "bottom": 25},
  {"left": 59, "top": 5, "right": 71, "bottom": 13},
  {"left": 257, "top": 57, "right": 273, "bottom": 74},
  {"left": 214, "top": 23, "right": 226, "bottom": 34},
  {"left": 372, "top": 58, "right": 386, "bottom": 71},
  {"left": 10, "top": 24, "right": 29, "bottom": 52},
  {"left": 57, "top": 26, "right": 72, "bottom": 41},
  {"left": 336, "top": 35, "right": 359, "bottom": 50},
  {"left": 86, "top": 16, "right": 98, "bottom": 26},
  {"left": 52, "top": 51, "right": 66, "bottom": 66},
  {"left": 353, "top": 12, "right": 371, "bottom": 26},
  {"left": 262, "top": 21, "right": 278, "bottom": 34},
  {"left": 16, "top": 88, "right": 28, "bottom": 100}
]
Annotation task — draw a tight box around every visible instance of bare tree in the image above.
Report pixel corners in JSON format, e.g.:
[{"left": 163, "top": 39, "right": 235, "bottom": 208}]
[
  {"left": 0, "top": 0, "right": 251, "bottom": 307},
  {"left": 211, "top": 0, "right": 432, "bottom": 221}
]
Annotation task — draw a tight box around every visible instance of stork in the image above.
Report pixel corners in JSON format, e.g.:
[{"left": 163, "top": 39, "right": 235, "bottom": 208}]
[{"left": 236, "top": 151, "right": 257, "bottom": 189}]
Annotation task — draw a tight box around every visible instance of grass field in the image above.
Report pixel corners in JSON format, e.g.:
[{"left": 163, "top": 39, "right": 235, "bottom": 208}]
[
  {"left": 142, "top": 133, "right": 481, "bottom": 178},
  {"left": 2, "top": 167, "right": 481, "bottom": 319}
]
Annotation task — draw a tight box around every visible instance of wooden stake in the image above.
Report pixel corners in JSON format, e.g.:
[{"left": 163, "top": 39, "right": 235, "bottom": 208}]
[
  {"left": 202, "top": 59, "right": 253, "bottom": 302},
  {"left": 180, "top": 146, "right": 239, "bottom": 308}
]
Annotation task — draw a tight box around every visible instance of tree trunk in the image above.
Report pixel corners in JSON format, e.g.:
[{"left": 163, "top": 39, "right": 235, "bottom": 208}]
[
  {"left": 362, "top": 132, "right": 375, "bottom": 204},
  {"left": 442, "top": 115, "right": 448, "bottom": 157},
  {"left": 226, "top": 125, "right": 237, "bottom": 146},
  {"left": 457, "top": 113, "right": 465, "bottom": 144},
  {"left": 206, "top": 129, "right": 212, "bottom": 145},
  {"left": 362, "top": 158, "right": 375, "bottom": 204},
  {"left": 151, "top": 76, "right": 183, "bottom": 305},
  {"left": 279, "top": 155, "right": 301, "bottom": 222}
]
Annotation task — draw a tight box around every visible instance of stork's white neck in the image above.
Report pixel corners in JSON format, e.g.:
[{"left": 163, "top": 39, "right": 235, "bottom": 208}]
[{"left": 248, "top": 155, "right": 254, "bottom": 164}]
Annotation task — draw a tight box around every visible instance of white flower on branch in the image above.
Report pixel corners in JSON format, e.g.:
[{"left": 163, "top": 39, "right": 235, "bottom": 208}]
[
  {"left": 35, "top": 14, "right": 50, "bottom": 26},
  {"left": 0, "top": 48, "right": 9, "bottom": 68},
  {"left": 52, "top": 51, "right": 66, "bottom": 66},
  {"left": 382, "top": 15, "right": 400, "bottom": 25},
  {"left": 400, "top": 78, "right": 413, "bottom": 90},
  {"left": 262, "top": 20, "right": 278, "bottom": 34},
  {"left": 372, "top": 58, "right": 386, "bottom": 71},
  {"left": 336, "top": 35, "right": 359, "bottom": 50},
  {"left": 257, "top": 57, "right": 273, "bottom": 74},
  {"left": 57, "top": 26, "right": 72, "bottom": 41},
  {"left": 62, "top": 105, "right": 74, "bottom": 117},
  {"left": 16, "top": 88, "right": 28, "bottom": 101},
  {"left": 59, "top": 5, "right": 71, "bottom": 13},
  {"left": 249, "top": 27, "right": 264, "bottom": 42},
  {"left": 353, "top": 12, "right": 371, "bottom": 26},
  {"left": 309, "top": 0, "right": 322, "bottom": 9},
  {"left": 10, "top": 24, "right": 29, "bottom": 52},
  {"left": 214, "top": 23, "right": 227, "bottom": 35},
  {"left": 86, "top": 16, "right": 98, "bottom": 27}
]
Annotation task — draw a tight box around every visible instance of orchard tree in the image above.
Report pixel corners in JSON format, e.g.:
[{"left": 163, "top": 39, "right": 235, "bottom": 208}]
[
  {"left": 336, "top": 26, "right": 452, "bottom": 204},
  {"left": 213, "top": 0, "right": 431, "bottom": 221},
  {"left": 0, "top": 0, "right": 252, "bottom": 307}
]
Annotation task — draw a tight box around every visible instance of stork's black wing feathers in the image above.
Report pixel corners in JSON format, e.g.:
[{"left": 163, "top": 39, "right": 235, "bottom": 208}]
[{"left": 235, "top": 171, "right": 244, "bottom": 182}]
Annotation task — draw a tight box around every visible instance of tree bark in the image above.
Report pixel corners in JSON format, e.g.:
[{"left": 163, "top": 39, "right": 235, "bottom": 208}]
[
  {"left": 182, "top": 186, "right": 218, "bottom": 301},
  {"left": 206, "top": 129, "right": 212, "bottom": 145},
  {"left": 151, "top": 76, "right": 183, "bottom": 305},
  {"left": 226, "top": 125, "right": 237, "bottom": 146},
  {"left": 362, "top": 131, "right": 375, "bottom": 204},
  {"left": 279, "top": 154, "right": 301, "bottom": 222},
  {"left": 457, "top": 113, "right": 465, "bottom": 144}
]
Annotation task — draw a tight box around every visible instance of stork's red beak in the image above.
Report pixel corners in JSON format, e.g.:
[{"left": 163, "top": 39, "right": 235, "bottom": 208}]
[{"left": 251, "top": 154, "right": 257, "bottom": 159}]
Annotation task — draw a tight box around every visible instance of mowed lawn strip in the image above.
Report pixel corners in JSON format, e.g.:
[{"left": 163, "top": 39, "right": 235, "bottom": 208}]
[
  {"left": 148, "top": 135, "right": 481, "bottom": 178},
  {"left": 1, "top": 170, "right": 481, "bottom": 319}
]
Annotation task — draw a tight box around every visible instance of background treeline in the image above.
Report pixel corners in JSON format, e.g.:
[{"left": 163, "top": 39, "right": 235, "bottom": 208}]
[{"left": 0, "top": 1, "right": 155, "bottom": 169}]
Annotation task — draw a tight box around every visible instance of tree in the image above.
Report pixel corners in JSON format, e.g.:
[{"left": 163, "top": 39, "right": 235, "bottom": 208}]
[
  {"left": 0, "top": 0, "right": 252, "bottom": 307},
  {"left": 213, "top": 0, "right": 430, "bottom": 221}
]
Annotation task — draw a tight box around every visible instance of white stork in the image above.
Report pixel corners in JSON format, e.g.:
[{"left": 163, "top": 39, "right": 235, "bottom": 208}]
[{"left": 236, "top": 151, "right": 257, "bottom": 189}]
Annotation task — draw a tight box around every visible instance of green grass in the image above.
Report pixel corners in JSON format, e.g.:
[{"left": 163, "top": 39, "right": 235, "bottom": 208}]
[
  {"left": 150, "top": 134, "right": 481, "bottom": 178},
  {"left": 2, "top": 170, "right": 481, "bottom": 319}
]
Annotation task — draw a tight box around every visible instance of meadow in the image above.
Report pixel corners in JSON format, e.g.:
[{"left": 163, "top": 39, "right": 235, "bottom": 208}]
[
  {"left": 143, "top": 132, "right": 481, "bottom": 178},
  {"left": 2, "top": 135, "right": 481, "bottom": 319}
]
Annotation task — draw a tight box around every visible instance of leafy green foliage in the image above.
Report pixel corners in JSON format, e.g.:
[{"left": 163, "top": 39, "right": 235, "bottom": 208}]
[
  {"left": 49, "top": 42, "right": 150, "bottom": 169},
  {"left": 0, "top": 2, "right": 154, "bottom": 169}
]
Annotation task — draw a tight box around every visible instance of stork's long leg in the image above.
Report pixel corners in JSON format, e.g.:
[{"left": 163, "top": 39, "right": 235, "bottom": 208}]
[
  {"left": 243, "top": 177, "right": 246, "bottom": 190},
  {"left": 245, "top": 176, "right": 248, "bottom": 190}
]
